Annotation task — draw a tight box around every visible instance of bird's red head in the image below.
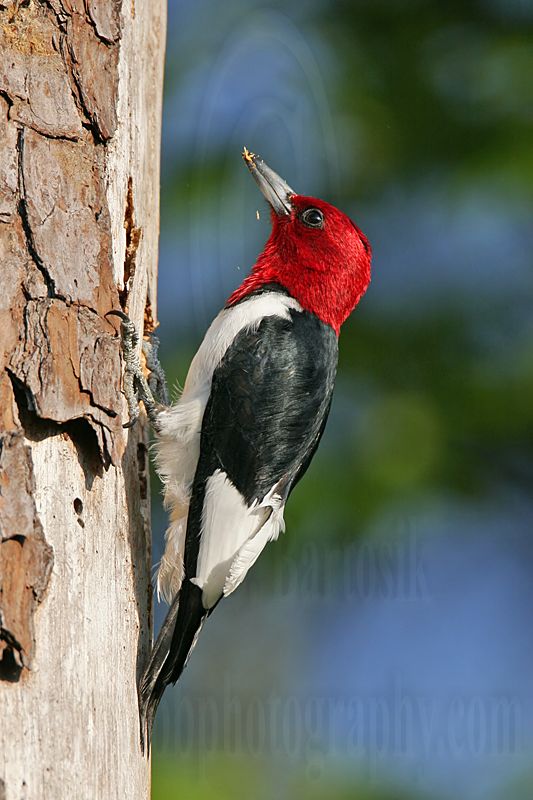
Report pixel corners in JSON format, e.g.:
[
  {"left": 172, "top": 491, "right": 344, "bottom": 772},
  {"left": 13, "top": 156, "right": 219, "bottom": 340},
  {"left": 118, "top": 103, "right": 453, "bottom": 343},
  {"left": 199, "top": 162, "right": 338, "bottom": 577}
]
[{"left": 227, "top": 150, "right": 372, "bottom": 335}]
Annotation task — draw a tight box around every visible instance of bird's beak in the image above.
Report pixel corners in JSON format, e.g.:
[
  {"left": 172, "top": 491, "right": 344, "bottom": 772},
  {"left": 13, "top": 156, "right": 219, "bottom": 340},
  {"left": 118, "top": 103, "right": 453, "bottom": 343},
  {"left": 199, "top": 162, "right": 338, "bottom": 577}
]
[{"left": 242, "top": 147, "right": 294, "bottom": 216}]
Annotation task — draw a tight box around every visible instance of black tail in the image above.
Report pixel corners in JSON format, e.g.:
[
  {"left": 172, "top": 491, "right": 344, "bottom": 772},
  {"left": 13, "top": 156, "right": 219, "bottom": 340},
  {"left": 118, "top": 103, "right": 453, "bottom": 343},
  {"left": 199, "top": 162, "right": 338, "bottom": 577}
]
[{"left": 139, "top": 582, "right": 206, "bottom": 752}]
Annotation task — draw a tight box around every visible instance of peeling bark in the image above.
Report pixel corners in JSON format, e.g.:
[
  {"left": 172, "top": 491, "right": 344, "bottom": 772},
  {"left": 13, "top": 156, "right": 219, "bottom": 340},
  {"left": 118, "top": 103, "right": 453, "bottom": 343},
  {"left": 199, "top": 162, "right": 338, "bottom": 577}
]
[
  {"left": 120, "top": 176, "right": 142, "bottom": 309},
  {"left": 0, "top": 0, "right": 166, "bottom": 796},
  {"left": 0, "top": 433, "right": 53, "bottom": 672},
  {"left": 62, "top": 8, "right": 120, "bottom": 141},
  {"left": 0, "top": 2, "right": 83, "bottom": 140}
]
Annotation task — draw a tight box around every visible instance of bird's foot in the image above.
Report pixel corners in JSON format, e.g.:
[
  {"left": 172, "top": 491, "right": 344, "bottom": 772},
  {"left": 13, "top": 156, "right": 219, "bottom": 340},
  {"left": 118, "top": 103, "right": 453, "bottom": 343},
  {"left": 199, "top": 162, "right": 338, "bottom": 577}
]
[
  {"left": 142, "top": 335, "right": 169, "bottom": 407},
  {"left": 107, "top": 310, "right": 166, "bottom": 429}
]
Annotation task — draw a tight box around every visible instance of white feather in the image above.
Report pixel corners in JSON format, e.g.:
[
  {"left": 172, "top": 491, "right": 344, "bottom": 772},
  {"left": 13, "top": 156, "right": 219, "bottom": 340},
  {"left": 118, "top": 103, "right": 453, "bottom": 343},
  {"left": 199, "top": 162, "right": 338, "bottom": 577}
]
[
  {"left": 191, "top": 470, "right": 285, "bottom": 609},
  {"left": 155, "top": 292, "right": 301, "bottom": 604},
  {"left": 223, "top": 483, "right": 286, "bottom": 597}
]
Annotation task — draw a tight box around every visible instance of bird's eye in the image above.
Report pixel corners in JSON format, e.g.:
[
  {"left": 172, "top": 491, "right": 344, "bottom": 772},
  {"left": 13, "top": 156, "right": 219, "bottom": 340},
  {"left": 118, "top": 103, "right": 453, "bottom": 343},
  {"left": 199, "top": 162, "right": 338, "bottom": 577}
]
[{"left": 300, "top": 207, "right": 324, "bottom": 228}]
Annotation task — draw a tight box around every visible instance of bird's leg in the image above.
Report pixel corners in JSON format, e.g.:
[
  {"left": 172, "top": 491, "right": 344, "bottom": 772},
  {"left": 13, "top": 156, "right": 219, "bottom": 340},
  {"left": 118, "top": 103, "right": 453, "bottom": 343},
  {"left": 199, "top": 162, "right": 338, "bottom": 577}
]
[
  {"left": 142, "top": 335, "right": 169, "bottom": 407},
  {"left": 107, "top": 311, "right": 167, "bottom": 430}
]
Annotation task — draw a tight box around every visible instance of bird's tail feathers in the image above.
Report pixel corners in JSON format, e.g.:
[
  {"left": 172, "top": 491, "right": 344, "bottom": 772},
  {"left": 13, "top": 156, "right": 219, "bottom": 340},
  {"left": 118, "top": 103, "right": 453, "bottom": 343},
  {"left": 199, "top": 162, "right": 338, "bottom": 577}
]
[{"left": 139, "top": 583, "right": 206, "bottom": 753}]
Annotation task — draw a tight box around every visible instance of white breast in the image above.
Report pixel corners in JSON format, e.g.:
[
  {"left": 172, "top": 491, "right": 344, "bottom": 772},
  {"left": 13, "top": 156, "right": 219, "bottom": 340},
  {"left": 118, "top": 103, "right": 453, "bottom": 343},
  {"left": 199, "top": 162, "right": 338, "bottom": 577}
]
[{"left": 155, "top": 292, "right": 302, "bottom": 604}]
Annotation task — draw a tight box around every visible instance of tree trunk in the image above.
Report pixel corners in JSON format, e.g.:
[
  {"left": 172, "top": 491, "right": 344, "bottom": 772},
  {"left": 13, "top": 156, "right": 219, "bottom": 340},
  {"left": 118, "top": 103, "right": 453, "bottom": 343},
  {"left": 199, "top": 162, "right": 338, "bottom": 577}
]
[{"left": 0, "top": 1, "right": 166, "bottom": 798}]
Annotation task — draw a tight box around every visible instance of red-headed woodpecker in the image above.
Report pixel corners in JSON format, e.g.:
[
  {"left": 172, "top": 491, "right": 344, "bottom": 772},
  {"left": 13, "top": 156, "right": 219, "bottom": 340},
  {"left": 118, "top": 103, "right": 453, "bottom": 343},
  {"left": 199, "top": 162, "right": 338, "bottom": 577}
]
[{"left": 129, "top": 150, "right": 372, "bottom": 744}]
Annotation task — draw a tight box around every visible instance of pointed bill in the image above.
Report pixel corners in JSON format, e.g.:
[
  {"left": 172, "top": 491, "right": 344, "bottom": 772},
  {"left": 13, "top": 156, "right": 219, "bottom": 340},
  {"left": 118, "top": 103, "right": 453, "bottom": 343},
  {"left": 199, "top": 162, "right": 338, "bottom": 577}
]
[{"left": 242, "top": 147, "right": 295, "bottom": 216}]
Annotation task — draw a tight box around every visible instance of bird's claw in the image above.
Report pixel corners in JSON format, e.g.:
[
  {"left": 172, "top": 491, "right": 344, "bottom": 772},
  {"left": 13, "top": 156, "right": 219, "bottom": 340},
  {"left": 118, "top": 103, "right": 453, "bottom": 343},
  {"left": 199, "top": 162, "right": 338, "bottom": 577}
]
[
  {"left": 142, "top": 336, "right": 169, "bottom": 407},
  {"left": 106, "top": 310, "right": 165, "bottom": 429}
]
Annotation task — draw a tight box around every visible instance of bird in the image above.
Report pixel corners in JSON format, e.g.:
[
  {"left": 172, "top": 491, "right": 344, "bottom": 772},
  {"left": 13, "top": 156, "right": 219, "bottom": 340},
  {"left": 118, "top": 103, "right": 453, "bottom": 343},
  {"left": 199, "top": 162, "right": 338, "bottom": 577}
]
[{"left": 117, "top": 149, "right": 372, "bottom": 747}]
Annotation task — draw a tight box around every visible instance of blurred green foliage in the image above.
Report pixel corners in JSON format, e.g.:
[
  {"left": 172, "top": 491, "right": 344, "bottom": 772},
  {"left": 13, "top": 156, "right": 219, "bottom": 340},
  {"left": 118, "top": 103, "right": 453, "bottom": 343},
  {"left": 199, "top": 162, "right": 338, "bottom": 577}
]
[
  {"left": 161, "top": 1, "right": 533, "bottom": 208},
  {"left": 154, "top": 1, "right": 533, "bottom": 797},
  {"left": 318, "top": 0, "right": 533, "bottom": 199},
  {"left": 152, "top": 753, "right": 433, "bottom": 800},
  {"left": 159, "top": 0, "right": 533, "bottom": 545}
]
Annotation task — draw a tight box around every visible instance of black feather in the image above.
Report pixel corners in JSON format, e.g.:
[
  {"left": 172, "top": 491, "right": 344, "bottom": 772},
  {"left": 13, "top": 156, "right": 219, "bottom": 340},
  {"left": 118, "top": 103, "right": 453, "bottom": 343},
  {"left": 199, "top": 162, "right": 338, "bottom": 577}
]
[
  {"left": 200, "top": 307, "right": 338, "bottom": 506},
  {"left": 139, "top": 582, "right": 205, "bottom": 751}
]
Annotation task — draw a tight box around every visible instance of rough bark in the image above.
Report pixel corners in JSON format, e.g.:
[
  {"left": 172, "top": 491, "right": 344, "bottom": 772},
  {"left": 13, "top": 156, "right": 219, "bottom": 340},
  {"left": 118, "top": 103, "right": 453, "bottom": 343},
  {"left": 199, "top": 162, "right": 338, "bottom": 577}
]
[{"left": 0, "top": 0, "right": 166, "bottom": 797}]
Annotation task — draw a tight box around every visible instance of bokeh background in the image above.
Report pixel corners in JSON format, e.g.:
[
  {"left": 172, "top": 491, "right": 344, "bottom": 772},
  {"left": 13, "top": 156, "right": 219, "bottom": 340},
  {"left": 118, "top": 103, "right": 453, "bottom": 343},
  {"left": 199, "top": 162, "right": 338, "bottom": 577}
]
[{"left": 150, "top": 1, "right": 533, "bottom": 798}]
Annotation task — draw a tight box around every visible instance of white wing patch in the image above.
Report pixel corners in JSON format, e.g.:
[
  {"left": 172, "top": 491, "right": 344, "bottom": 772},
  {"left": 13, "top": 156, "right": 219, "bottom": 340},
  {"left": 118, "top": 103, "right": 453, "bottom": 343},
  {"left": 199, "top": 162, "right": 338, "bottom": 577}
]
[
  {"left": 155, "top": 292, "right": 301, "bottom": 604},
  {"left": 223, "top": 482, "right": 286, "bottom": 597},
  {"left": 191, "top": 470, "right": 285, "bottom": 609}
]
